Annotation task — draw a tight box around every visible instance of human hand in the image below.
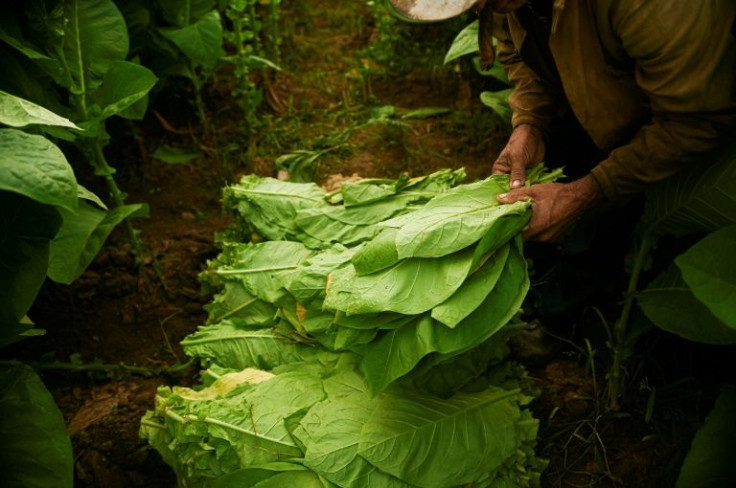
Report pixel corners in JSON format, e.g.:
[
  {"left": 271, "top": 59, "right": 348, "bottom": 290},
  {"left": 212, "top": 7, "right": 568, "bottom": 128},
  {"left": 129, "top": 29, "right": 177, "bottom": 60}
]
[
  {"left": 497, "top": 174, "right": 604, "bottom": 242},
  {"left": 492, "top": 124, "right": 546, "bottom": 189}
]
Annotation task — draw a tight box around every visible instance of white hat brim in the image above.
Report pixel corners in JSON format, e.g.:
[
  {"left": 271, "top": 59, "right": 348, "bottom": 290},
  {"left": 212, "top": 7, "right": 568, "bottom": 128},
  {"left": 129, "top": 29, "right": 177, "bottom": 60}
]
[{"left": 387, "top": 0, "right": 478, "bottom": 22}]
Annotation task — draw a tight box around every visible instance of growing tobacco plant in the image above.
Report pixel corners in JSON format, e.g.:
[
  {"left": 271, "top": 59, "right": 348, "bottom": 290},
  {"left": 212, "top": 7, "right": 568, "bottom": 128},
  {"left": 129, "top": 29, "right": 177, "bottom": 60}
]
[{"left": 0, "top": 0, "right": 157, "bottom": 259}]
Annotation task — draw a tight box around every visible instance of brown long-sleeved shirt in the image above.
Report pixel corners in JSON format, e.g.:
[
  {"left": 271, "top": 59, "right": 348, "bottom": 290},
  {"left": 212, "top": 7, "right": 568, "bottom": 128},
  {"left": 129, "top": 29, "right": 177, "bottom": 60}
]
[{"left": 495, "top": 0, "right": 736, "bottom": 202}]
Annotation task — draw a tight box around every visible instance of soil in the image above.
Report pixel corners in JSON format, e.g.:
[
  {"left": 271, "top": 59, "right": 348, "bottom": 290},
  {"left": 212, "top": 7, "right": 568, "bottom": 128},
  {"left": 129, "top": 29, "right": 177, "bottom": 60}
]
[{"left": 1, "top": 1, "right": 709, "bottom": 487}]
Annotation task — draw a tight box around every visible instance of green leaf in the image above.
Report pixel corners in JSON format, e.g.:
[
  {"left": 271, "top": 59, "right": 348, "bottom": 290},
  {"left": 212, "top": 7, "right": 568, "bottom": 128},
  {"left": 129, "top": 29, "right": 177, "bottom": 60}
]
[
  {"left": 0, "top": 91, "right": 78, "bottom": 129},
  {"left": 357, "top": 387, "right": 526, "bottom": 487},
  {"left": 325, "top": 246, "right": 476, "bottom": 316},
  {"left": 0, "top": 364, "right": 74, "bottom": 488},
  {"left": 61, "top": 0, "right": 129, "bottom": 92},
  {"left": 355, "top": 176, "right": 526, "bottom": 268},
  {"left": 142, "top": 370, "right": 325, "bottom": 483},
  {"left": 401, "top": 107, "right": 451, "bottom": 119},
  {"left": 47, "top": 201, "right": 147, "bottom": 284},
  {"left": 159, "top": 10, "right": 224, "bottom": 70},
  {"left": 676, "top": 386, "right": 736, "bottom": 488},
  {"left": 444, "top": 20, "right": 479, "bottom": 64},
  {"left": 205, "top": 281, "right": 277, "bottom": 327},
  {"left": 181, "top": 321, "right": 316, "bottom": 370},
  {"left": 0, "top": 129, "right": 78, "bottom": 211},
  {"left": 0, "top": 16, "right": 65, "bottom": 84},
  {"left": 295, "top": 193, "right": 427, "bottom": 247},
  {"left": 641, "top": 140, "right": 736, "bottom": 239},
  {"left": 638, "top": 265, "right": 736, "bottom": 345},
  {"left": 432, "top": 243, "right": 510, "bottom": 327},
  {"left": 225, "top": 175, "right": 327, "bottom": 241},
  {"left": 294, "top": 394, "right": 413, "bottom": 488},
  {"left": 675, "top": 225, "right": 736, "bottom": 329},
  {"left": 151, "top": 145, "right": 203, "bottom": 164},
  {"left": 203, "top": 463, "right": 313, "bottom": 488},
  {"left": 480, "top": 89, "right": 513, "bottom": 126},
  {"left": 213, "top": 241, "right": 315, "bottom": 303},
  {"left": 157, "top": 0, "right": 216, "bottom": 27},
  {"left": 359, "top": 239, "right": 527, "bottom": 393},
  {"left": 0, "top": 192, "right": 62, "bottom": 331},
  {"left": 92, "top": 61, "right": 158, "bottom": 119}
]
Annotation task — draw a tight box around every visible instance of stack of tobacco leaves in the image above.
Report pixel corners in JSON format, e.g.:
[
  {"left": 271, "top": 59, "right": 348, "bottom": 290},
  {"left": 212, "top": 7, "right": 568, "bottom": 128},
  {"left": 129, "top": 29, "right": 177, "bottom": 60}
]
[{"left": 141, "top": 168, "right": 560, "bottom": 487}]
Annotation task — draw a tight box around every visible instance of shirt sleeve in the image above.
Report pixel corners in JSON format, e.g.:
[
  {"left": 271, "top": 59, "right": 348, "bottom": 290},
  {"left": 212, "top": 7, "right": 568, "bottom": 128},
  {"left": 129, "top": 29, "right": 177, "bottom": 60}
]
[
  {"left": 493, "top": 14, "right": 559, "bottom": 132},
  {"left": 590, "top": 0, "right": 736, "bottom": 202}
]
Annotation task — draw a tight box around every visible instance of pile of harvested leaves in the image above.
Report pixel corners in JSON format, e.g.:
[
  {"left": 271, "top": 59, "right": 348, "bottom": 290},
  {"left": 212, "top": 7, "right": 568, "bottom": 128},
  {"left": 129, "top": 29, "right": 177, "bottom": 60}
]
[{"left": 141, "top": 168, "right": 561, "bottom": 487}]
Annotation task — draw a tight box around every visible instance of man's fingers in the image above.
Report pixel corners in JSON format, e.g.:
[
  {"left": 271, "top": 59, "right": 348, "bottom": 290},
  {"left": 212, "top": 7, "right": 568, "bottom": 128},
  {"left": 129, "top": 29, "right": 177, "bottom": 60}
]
[
  {"left": 509, "top": 158, "right": 526, "bottom": 188},
  {"left": 497, "top": 187, "right": 532, "bottom": 204},
  {"left": 491, "top": 153, "right": 511, "bottom": 175}
]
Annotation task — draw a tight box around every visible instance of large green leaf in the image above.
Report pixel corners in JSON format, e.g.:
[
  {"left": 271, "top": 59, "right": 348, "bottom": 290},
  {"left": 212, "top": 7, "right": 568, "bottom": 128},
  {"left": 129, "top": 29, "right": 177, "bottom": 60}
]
[
  {"left": 203, "top": 463, "right": 315, "bottom": 488},
  {"left": 283, "top": 245, "right": 356, "bottom": 306},
  {"left": 675, "top": 225, "right": 736, "bottom": 329},
  {"left": 0, "top": 129, "right": 77, "bottom": 211},
  {"left": 47, "top": 201, "right": 147, "bottom": 284},
  {"left": 143, "top": 370, "right": 325, "bottom": 483},
  {"left": 181, "top": 321, "right": 315, "bottom": 370},
  {"left": 205, "top": 281, "right": 277, "bottom": 327},
  {"left": 60, "top": 0, "right": 129, "bottom": 93},
  {"left": 357, "top": 387, "right": 525, "bottom": 487},
  {"left": 432, "top": 243, "right": 510, "bottom": 327},
  {"left": 0, "top": 365, "right": 74, "bottom": 488},
  {"left": 225, "top": 175, "right": 327, "bottom": 240},
  {"left": 325, "top": 246, "right": 476, "bottom": 316},
  {"left": 0, "top": 91, "right": 78, "bottom": 129},
  {"left": 641, "top": 140, "right": 736, "bottom": 238},
  {"left": 213, "top": 241, "right": 314, "bottom": 304},
  {"left": 159, "top": 10, "right": 223, "bottom": 70},
  {"left": 294, "top": 193, "right": 426, "bottom": 247},
  {"left": 637, "top": 265, "right": 736, "bottom": 345},
  {"left": 0, "top": 192, "right": 62, "bottom": 332},
  {"left": 676, "top": 386, "right": 736, "bottom": 488},
  {"left": 359, "top": 241, "right": 527, "bottom": 394},
  {"left": 0, "top": 15, "right": 65, "bottom": 84},
  {"left": 92, "top": 61, "right": 158, "bottom": 119},
  {"left": 292, "top": 371, "right": 413, "bottom": 488},
  {"left": 381, "top": 177, "right": 525, "bottom": 258}
]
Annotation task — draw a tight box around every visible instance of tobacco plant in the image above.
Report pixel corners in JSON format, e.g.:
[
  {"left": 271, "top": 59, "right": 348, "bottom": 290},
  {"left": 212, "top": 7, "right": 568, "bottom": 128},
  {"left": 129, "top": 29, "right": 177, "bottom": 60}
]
[{"left": 0, "top": 0, "right": 157, "bottom": 259}]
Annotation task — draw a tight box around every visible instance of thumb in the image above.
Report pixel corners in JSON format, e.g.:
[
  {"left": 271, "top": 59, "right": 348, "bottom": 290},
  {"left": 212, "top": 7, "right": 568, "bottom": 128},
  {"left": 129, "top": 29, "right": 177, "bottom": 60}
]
[{"left": 497, "top": 187, "right": 533, "bottom": 204}]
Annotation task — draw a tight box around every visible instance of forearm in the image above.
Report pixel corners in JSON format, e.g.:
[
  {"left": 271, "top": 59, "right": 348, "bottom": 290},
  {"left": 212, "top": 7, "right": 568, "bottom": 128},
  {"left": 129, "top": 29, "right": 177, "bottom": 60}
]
[{"left": 591, "top": 112, "right": 736, "bottom": 202}]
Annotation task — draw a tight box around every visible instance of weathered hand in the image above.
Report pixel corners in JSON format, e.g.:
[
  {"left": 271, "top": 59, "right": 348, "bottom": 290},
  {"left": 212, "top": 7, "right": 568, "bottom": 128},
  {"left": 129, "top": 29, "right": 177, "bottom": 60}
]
[
  {"left": 497, "top": 174, "right": 604, "bottom": 242},
  {"left": 492, "top": 124, "right": 546, "bottom": 189}
]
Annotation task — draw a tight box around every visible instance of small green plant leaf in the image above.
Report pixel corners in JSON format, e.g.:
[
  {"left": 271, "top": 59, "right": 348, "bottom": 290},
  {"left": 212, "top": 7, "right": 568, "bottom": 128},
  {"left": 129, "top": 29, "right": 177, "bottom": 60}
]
[
  {"left": 401, "top": 107, "right": 451, "bottom": 119},
  {"left": 159, "top": 10, "right": 224, "bottom": 70},
  {"left": 444, "top": 20, "right": 479, "bottom": 64},
  {"left": 152, "top": 145, "right": 203, "bottom": 164},
  {"left": 675, "top": 225, "right": 736, "bottom": 329},
  {"left": 480, "top": 88, "right": 513, "bottom": 126},
  {"left": 47, "top": 201, "right": 148, "bottom": 284},
  {"left": 0, "top": 129, "right": 78, "bottom": 211},
  {"left": 0, "top": 364, "right": 74, "bottom": 488},
  {"left": 0, "top": 91, "right": 78, "bottom": 129},
  {"left": 93, "top": 61, "right": 158, "bottom": 119}
]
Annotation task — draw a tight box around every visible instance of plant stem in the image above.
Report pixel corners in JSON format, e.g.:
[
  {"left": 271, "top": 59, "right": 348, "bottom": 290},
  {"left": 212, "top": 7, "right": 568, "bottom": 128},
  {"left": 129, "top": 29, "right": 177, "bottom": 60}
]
[
  {"left": 91, "top": 140, "right": 146, "bottom": 263},
  {"left": 191, "top": 67, "right": 211, "bottom": 137},
  {"left": 608, "top": 233, "right": 652, "bottom": 410},
  {"left": 0, "top": 359, "right": 195, "bottom": 377}
]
